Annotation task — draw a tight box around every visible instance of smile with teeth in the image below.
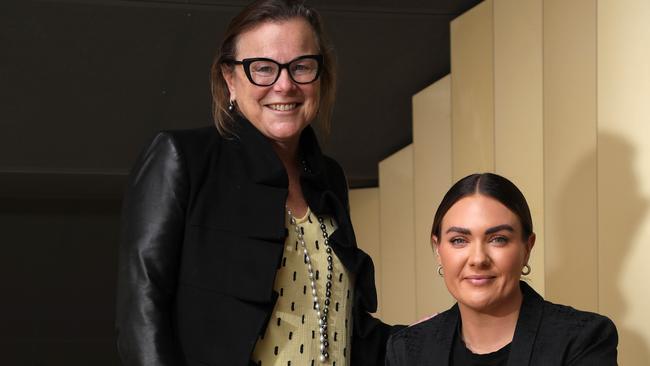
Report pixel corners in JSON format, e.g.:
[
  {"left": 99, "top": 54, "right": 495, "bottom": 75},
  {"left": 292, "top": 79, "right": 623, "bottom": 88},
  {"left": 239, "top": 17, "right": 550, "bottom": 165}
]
[{"left": 267, "top": 103, "right": 298, "bottom": 111}]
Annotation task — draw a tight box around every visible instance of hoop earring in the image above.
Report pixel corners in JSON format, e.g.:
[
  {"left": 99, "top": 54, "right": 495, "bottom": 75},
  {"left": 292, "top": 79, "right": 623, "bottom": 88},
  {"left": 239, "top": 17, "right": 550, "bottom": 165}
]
[
  {"left": 437, "top": 265, "right": 444, "bottom": 277},
  {"left": 228, "top": 99, "right": 235, "bottom": 112},
  {"left": 522, "top": 264, "right": 531, "bottom": 276}
]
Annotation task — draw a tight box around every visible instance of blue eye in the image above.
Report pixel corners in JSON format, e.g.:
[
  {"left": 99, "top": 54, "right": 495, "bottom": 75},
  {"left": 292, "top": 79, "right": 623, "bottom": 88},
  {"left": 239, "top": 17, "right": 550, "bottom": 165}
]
[
  {"left": 449, "top": 237, "right": 467, "bottom": 247},
  {"left": 490, "top": 236, "right": 508, "bottom": 245}
]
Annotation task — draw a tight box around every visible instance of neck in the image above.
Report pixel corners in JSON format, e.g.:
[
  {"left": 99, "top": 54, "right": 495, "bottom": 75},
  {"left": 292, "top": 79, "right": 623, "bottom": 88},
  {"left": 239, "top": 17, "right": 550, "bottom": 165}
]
[
  {"left": 271, "top": 137, "right": 308, "bottom": 217},
  {"left": 458, "top": 290, "right": 523, "bottom": 354},
  {"left": 271, "top": 138, "right": 300, "bottom": 171}
]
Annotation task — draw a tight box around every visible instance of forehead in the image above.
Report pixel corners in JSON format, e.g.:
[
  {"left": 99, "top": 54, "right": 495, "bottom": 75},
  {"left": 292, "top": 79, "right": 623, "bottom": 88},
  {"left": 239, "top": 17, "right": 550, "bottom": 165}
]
[
  {"left": 442, "top": 194, "right": 521, "bottom": 232},
  {"left": 235, "top": 18, "right": 319, "bottom": 61}
]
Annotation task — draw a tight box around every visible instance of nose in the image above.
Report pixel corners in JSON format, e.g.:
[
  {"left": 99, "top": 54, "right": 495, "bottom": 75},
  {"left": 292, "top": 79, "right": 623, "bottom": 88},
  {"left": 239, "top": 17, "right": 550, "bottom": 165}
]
[
  {"left": 273, "top": 68, "right": 297, "bottom": 92},
  {"left": 468, "top": 242, "right": 490, "bottom": 268}
]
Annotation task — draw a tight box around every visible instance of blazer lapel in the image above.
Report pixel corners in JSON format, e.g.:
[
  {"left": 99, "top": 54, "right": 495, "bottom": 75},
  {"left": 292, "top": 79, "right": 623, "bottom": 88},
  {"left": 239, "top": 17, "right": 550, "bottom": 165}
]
[
  {"left": 438, "top": 304, "right": 460, "bottom": 366},
  {"left": 507, "top": 281, "right": 544, "bottom": 366}
]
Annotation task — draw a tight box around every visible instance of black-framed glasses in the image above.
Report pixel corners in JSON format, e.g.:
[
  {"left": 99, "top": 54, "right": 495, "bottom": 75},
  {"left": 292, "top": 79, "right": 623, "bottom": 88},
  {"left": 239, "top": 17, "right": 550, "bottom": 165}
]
[{"left": 231, "top": 55, "right": 323, "bottom": 87}]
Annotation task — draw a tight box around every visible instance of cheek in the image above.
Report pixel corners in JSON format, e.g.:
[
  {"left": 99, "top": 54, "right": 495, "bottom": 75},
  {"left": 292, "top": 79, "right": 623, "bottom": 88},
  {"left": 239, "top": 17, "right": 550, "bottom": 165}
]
[
  {"left": 303, "top": 84, "right": 320, "bottom": 110},
  {"left": 238, "top": 84, "right": 268, "bottom": 108},
  {"left": 497, "top": 249, "right": 527, "bottom": 275},
  {"left": 438, "top": 247, "right": 463, "bottom": 275},
  {"left": 233, "top": 72, "right": 260, "bottom": 100}
]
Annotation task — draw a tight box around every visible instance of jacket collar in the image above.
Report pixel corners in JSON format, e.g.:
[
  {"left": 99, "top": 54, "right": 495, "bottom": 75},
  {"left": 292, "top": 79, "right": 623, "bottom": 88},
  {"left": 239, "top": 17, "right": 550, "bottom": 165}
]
[
  {"left": 232, "top": 114, "right": 329, "bottom": 192},
  {"left": 226, "top": 115, "right": 374, "bottom": 308},
  {"left": 229, "top": 115, "right": 344, "bottom": 231},
  {"left": 507, "top": 281, "right": 544, "bottom": 366},
  {"left": 434, "top": 304, "right": 460, "bottom": 366}
]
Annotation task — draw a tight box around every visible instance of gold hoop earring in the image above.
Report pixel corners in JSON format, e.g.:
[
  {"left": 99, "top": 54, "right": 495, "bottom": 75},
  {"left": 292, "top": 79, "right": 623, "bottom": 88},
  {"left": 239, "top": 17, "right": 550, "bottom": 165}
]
[
  {"left": 522, "top": 264, "right": 531, "bottom": 276},
  {"left": 437, "top": 265, "right": 444, "bottom": 277}
]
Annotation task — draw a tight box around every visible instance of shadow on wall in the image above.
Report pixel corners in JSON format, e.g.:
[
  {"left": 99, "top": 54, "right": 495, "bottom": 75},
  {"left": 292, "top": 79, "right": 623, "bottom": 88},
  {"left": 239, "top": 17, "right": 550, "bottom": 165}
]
[
  {"left": 597, "top": 132, "right": 649, "bottom": 365},
  {"left": 547, "top": 132, "right": 649, "bottom": 364}
]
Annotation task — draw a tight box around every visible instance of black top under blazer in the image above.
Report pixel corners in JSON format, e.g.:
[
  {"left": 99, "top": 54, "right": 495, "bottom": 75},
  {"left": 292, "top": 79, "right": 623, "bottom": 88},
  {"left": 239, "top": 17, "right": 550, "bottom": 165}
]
[
  {"left": 116, "top": 117, "right": 396, "bottom": 366},
  {"left": 385, "top": 282, "right": 618, "bottom": 366}
]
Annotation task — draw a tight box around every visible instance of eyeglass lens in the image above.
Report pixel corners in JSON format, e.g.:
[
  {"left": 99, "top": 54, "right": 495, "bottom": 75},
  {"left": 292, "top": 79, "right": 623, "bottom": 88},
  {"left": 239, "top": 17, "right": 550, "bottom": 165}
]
[{"left": 248, "top": 58, "right": 319, "bottom": 86}]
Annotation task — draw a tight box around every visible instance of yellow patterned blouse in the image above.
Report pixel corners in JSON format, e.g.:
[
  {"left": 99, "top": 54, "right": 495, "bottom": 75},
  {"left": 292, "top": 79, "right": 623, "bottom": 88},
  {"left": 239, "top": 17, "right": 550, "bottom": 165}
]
[{"left": 251, "top": 208, "right": 353, "bottom": 366}]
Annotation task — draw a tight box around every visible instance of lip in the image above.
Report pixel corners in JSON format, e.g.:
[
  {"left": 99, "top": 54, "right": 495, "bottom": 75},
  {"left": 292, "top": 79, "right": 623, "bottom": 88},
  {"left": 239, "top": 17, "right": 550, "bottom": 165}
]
[
  {"left": 464, "top": 275, "right": 496, "bottom": 286},
  {"left": 265, "top": 102, "right": 301, "bottom": 112}
]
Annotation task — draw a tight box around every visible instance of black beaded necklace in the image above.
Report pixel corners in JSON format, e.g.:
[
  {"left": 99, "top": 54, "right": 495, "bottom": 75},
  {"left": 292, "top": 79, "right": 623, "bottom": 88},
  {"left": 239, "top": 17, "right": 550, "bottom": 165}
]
[{"left": 287, "top": 208, "right": 334, "bottom": 363}]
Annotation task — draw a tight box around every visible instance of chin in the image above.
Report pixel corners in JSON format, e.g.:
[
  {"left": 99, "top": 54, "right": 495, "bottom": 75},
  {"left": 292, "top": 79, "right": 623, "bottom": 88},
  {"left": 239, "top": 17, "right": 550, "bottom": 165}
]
[
  {"left": 459, "top": 296, "right": 494, "bottom": 311},
  {"left": 265, "top": 124, "right": 306, "bottom": 142},
  {"left": 274, "top": 117, "right": 310, "bottom": 132}
]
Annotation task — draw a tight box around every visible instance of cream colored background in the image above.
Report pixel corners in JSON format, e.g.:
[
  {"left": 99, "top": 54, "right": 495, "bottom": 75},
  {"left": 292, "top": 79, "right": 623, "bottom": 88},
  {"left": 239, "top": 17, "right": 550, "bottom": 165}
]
[{"left": 349, "top": 0, "right": 650, "bottom": 363}]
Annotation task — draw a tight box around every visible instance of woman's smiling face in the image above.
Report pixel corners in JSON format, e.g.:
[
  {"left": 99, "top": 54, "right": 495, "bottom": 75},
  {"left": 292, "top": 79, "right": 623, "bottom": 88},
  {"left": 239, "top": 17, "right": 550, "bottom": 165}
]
[
  {"left": 433, "top": 194, "right": 535, "bottom": 314},
  {"left": 223, "top": 18, "right": 320, "bottom": 146}
]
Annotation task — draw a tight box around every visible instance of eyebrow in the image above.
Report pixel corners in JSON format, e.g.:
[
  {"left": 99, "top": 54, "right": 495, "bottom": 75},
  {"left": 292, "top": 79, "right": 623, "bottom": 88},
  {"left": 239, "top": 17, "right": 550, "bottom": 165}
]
[
  {"left": 485, "top": 224, "right": 515, "bottom": 235},
  {"left": 445, "top": 224, "right": 515, "bottom": 236},
  {"left": 446, "top": 226, "right": 471, "bottom": 235}
]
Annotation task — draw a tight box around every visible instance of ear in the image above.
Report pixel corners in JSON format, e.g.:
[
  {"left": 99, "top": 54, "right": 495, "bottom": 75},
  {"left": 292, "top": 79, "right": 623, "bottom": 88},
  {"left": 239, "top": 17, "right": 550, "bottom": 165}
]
[
  {"left": 523, "top": 233, "right": 536, "bottom": 264},
  {"left": 221, "top": 65, "right": 237, "bottom": 101},
  {"left": 432, "top": 235, "right": 441, "bottom": 264}
]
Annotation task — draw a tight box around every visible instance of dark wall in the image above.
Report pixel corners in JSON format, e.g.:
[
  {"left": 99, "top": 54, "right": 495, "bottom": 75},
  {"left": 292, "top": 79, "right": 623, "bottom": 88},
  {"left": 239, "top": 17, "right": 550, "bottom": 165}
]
[
  {"left": 0, "top": 0, "right": 480, "bottom": 363},
  {"left": 1, "top": 200, "right": 121, "bottom": 365}
]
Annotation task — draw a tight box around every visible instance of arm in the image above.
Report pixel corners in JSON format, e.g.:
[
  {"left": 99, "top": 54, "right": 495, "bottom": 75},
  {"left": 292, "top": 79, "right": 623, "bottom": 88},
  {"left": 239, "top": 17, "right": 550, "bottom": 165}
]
[
  {"left": 324, "top": 157, "right": 407, "bottom": 364},
  {"left": 115, "top": 133, "right": 189, "bottom": 366},
  {"left": 353, "top": 310, "right": 406, "bottom": 365},
  {"left": 567, "top": 315, "right": 618, "bottom": 366}
]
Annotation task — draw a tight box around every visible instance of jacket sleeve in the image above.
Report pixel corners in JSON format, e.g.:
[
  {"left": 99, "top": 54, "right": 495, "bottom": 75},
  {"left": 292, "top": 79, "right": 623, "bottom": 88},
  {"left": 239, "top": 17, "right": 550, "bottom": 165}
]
[
  {"left": 116, "top": 132, "right": 189, "bottom": 366},
  {"left": 568, "top": 314, "right": 618, "bottom": 366},
  {"left": 352, "top": 296, "right": 407, "bottom": 365},
  {"left": 385, "top": 332, "right": 407, "bottom": 366},
  {"left": 324, "top": 157, "right": 407, "bottom": 364}
]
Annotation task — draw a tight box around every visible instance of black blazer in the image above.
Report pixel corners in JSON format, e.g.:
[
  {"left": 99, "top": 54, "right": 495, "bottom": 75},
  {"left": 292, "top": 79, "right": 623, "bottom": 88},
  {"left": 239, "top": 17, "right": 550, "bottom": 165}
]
[
  {"left": 385, "top": 282, "right": 618, "bottom": 366},
  {"left": 116, "top": 117, "right": 395, "bottom": 366}
]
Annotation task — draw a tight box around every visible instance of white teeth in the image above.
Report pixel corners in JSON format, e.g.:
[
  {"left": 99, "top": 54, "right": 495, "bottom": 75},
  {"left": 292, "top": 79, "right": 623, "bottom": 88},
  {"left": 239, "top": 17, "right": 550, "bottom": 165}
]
[{"left": 268, "top": 103, "right": 297, "bottom": 111}]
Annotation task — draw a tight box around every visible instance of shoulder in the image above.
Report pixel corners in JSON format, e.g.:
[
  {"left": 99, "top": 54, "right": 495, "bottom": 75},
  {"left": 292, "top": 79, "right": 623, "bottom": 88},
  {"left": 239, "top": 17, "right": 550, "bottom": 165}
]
[
  {"left": 322, "top": 155, "right": 350, "bottom": 200},
  {"left": 520, "top": 280, "right": 616, "bottom": 340},
  {"left": 139, "top": 126, "right": 219, "bottom": 158},
  {"left": 541, "top": 299, "right": 616, "bottom": 335},
  {"left": 157, "top": 125, "right": 221, "bottom": 155},
  {"left": 322, "top": 155, "right": 346, "bottom": 182},
  {"left": 139, "top": 126, "right": 222, "bottom": 174},
  {"left": 537, "top": 299, "right": 618, "bottom": 363},
  {"left": 127, "top": 126, "right": 223, "bottom": 191},
  {"left": 387, "top": 308, "right": 453, "bottom": 362},
  {"left": 392, "top": 308, "right": 449, "bottom": 339}
]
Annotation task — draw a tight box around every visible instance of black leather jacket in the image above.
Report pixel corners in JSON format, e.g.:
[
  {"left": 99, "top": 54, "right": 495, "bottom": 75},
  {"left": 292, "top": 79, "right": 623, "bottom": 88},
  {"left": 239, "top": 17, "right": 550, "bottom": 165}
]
[{"left": 116, "top": 117, "right": 397, "bottom": 365}]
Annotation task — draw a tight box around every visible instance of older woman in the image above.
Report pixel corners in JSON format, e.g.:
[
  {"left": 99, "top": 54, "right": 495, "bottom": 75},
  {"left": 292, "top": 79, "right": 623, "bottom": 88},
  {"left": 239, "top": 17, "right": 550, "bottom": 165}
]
[
  {"left": 386, "top": 173, "right": 618, "bottom": 366},
  {"left": 115, "top": 1, "right": 397, "bottom": 365}
]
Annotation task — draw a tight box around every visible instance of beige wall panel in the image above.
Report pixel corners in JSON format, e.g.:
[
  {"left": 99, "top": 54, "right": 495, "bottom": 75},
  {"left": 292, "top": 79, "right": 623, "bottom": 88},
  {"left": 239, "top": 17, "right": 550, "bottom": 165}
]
[
  {"left": 412, "top": 76, "right": 455, "bottom": 317},
  {"left": 348, "top": 188, "right": 382, "bottom": 317},
  {"left": 542, "top": 0, "right": 598, "bottom": 312},
  {"left": 598, "top": 0, "right": 650, "bottom": 363},
  {"left": 450, "top": 0, "right": 495, "bottom": 180},
  {"left": 493, "top": 0, "right": 545, "bottom": 295},
  {"left": 378, "top": 145, "right": 416, "bottom": 324}
]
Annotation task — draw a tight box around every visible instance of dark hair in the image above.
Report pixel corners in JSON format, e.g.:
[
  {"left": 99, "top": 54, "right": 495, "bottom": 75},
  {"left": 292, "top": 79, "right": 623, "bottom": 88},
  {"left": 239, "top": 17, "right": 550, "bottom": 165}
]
[
  {"left": 210, "top": 0, "right": 337, "bottom": 137},
  {"left": 431, "top": 173, "right": 534, "bottom": 241}
]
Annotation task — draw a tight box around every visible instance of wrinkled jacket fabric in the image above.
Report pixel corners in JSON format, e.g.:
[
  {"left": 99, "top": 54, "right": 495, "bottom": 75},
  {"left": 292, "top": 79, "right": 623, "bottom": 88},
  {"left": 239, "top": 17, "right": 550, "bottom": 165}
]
[{"left": 116, "top": 117, "right": 396, "bottom": 366}]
